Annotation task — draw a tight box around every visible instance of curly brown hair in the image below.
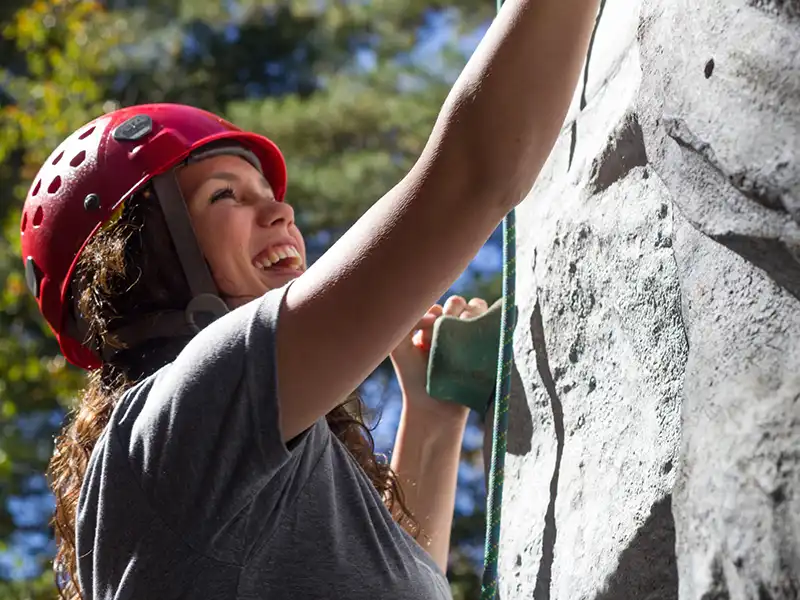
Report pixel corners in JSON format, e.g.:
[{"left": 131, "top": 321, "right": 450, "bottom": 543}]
[{"left": 46, "top": 189, "right": 418, "bottom": 600}]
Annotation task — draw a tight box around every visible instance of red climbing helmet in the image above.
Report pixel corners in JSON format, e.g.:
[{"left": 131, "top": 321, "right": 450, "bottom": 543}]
[{"left": 20, "top": 103, "right": 287, "bottom": 370}]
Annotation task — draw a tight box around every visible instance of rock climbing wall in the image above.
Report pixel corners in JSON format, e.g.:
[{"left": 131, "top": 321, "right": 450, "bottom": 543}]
[{"left": 491, "top": 0, "right": 800, "bottom": 598}]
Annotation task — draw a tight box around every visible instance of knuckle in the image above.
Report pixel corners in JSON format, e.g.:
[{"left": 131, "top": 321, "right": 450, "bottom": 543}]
[{"left": 446, "top": 295, "right": 467, "bottom": 306}]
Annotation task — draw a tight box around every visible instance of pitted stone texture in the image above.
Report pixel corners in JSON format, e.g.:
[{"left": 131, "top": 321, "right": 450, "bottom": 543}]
[
  {"left": 639, "top": 0, "right": 800, "bottom": 298},
  {"left": 493, "top": 0, "right": 800, "bottom": 598},
  {"left": 492, "top": 1, "right": 685, "bottom": 598},
  {"left": 639, "top": 0, "right": 800, "bottom": 597},
  {"left": 669, "top": 215, "right": 800, "bottom": 600},
  {"left": 508, "top": 171, "right": 685, "bottom": 600}
]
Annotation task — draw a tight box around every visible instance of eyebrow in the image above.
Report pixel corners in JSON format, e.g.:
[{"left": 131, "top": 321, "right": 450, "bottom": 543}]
[{"left": 207, "top": 171, "right": 273, "bottom": 193}]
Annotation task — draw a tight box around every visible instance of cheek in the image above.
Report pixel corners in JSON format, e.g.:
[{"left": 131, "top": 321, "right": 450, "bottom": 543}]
[{"left": 193, "top": 209, "right": 249, "bottom": 273}]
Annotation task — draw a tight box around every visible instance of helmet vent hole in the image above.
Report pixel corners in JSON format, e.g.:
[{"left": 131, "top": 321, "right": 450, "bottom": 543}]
[
  {"left": 53, "top": 151, "right": 64, "bottom": 165},
  {"left": 48, "top": 176, "right": 62, "bottom": 194},
  {"left": 21, "top": 212, "right": 27, "bottom": 232},
  {"left": 33, "top": 206, "right": 44, "bottom": 227},
  {"left": 70, "top": 150, "right": 86, "bottom": 167},
  {"left": 32, "top": 179, "right": 41, "bottom": 196},
  {"left": 78, "top": 126, "right": 96, "bottom": 140}
]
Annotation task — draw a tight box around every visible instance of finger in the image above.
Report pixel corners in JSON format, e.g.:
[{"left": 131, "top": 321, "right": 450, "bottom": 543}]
[
  {"left": 412, "top": 329, "right": 430, "bottom": 351},
  {"left": 417, "top": 304, "right": 445, "bottom": 349},
  {"left": 461, "top": 297, "right": 489, "bottom": 319},
  {"left": 418, "top": 320, "right": 437, "bottom": 351},
  {"left": 442, "top": 295, "right": 468, "bottom": 318},
  {"left": 427, "top": 303, "right": 444, "bottom": 318},
  {"left": 413, "top": 304, "right": 443, "bottom": 331},
  {"left": 410, "top": 304, "right": 442, "bottom": 351}
]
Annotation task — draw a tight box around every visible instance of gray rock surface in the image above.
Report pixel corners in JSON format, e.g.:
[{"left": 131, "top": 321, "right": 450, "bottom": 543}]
[{"left": 489, "top": 0, "right": 800, "bottom": 598}]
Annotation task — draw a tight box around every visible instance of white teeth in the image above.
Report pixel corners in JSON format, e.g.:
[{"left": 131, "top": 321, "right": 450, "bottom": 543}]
[{"left": 254, "top": 245, "right": 301, "bottom": 270}]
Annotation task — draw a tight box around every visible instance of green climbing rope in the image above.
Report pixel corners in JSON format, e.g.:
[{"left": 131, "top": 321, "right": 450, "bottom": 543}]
[{"left": 480, "top": 0, "right": 514, "bottom": 592}]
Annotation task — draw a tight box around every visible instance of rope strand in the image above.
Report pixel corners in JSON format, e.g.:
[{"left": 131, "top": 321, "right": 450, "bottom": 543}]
[{"left": 480, "top": 192, "right": 515, "bottom": 597}]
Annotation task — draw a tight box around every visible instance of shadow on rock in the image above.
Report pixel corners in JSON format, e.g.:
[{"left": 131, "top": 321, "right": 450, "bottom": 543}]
[
  {"left": 482, "top": 358, "right": 534, "bottom": 487},
  {"left": 587, "top": 112, "right": 649, "bottom": 195},
  {"left": 593, "top": 495, "right": 679, "bottom": 600},
  {"left": 507, "top": 360, "right": 534, "bottom": 456}
]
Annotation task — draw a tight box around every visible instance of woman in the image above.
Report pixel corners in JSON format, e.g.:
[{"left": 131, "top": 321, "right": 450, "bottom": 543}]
[{"left": 20, "top": 0, "right": 599, "bottom": 598}]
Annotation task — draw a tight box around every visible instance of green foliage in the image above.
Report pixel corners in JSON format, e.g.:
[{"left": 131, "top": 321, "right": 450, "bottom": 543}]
[
  {"left": 0, "top": 4, "right": 116, "bottom": 572},
  {"left": 0, "top": 572, "right": 55, "bottom": 600},
  {"left": 0, "top": 0, "right": 495, "bottom": 596}
]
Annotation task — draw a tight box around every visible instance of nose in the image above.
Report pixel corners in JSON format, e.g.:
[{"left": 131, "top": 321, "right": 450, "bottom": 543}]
[{"left": 255, "top": 195, "right": 295, "bottom": 229}]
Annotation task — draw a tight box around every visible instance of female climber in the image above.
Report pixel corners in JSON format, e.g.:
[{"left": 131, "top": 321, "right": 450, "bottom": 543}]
[{"left": 20, "top": 0, "right": 600, "bottom": 597}]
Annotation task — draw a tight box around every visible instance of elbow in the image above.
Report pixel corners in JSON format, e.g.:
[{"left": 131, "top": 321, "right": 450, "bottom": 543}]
[
  {"left": 408, "top": 140, "right": 529, "bottom": 220},
  {"left": 414, "top": 113, "right": 546, "bottom": 216}
]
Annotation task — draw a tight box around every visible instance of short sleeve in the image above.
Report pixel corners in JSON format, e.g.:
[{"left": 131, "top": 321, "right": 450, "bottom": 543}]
[{"left": 113, "top": 281, "right": 323, "bottom": 558}]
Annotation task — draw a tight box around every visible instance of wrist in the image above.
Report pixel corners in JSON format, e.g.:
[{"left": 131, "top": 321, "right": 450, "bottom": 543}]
[{"left": 400, "top": 391, "right": 470, "bottom": 432}]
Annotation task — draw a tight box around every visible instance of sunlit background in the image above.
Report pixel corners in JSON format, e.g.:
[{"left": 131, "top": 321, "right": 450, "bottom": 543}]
[{"left": 0, "top": 1, "right": 503, "bottom": 598}]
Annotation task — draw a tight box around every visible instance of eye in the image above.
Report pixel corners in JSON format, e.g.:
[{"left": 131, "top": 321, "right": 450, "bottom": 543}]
[{"left": 209, "top": 185, "right": 236, "bottom": 203}]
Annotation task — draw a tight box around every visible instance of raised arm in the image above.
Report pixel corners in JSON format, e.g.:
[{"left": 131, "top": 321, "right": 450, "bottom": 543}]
[{"left": 276, "top": 0, "right": 600, "bottom": 440}]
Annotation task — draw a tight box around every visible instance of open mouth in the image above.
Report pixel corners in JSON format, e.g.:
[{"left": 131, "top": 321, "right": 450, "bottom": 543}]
[{"left": 253, "top": 244, "right": 303, "bottom": 272}]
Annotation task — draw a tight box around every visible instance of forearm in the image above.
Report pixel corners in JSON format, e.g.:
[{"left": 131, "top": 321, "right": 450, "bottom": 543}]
[
  {"left": 390, "top": 398, "right": 468, "bottom": 572},
  {"left": 426, "top": 0, "right": 601, "bottom": 205}
]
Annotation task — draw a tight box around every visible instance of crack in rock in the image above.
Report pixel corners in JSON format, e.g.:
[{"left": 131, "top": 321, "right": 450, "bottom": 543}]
[
  {"left": 581, "top": 0, "right": 608, "bottom": 112},
  {"left": 569, "top": 0, "right": 608, "bottom": 171},
  {"left": 507, "top": 361, "right": 533, "bottom": 456},
  {"left": 531, "top": 298, "right": 565, "bottom": 600},
  {"left": 663, "top": 116, "right": 796, "bottom": 218}
]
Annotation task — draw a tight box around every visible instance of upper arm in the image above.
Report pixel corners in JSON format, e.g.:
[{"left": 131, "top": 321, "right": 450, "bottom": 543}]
[{"left": 274, "top": 161, "right": 510, "bottom": 441}]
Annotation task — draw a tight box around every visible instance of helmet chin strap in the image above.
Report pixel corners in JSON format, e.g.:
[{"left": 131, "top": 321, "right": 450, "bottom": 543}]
[{"left": 151, "top": 172, "right": 230, "bottom": 327}]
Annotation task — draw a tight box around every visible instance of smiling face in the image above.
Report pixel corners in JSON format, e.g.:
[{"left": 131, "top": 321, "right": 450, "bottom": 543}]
[{"left": 176, "top": 153, "right": 306, "bottom": 308}]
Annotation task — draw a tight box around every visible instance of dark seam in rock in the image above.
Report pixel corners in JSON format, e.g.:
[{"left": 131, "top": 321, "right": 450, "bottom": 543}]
[
  {"left": 581, "top": 0, "right": 607, "bottom": 111},
  {"left": 663, "top": 116, "right": 793, "bottom": 215},
  {"left": 662, "top": 118, "right": 800, "bottom": 299},
  {"left": 569, "top": 0, "right": 607, "bottom": 171},
  {"left": 531, "top": 298, "right": 565, "bottom": 600},
  {"left": 569, "top": 121, "right": 578, "bottom": 172},
  {"left": 757, "top": 582, "right": 774, "bottom": 600}
]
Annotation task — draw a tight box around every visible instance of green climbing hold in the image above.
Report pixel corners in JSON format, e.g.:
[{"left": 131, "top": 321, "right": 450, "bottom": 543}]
[{"left": 426, "top": 298, "right": 510, "bottom": 414}]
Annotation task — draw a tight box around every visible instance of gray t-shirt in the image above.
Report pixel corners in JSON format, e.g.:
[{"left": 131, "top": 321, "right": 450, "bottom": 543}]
[{"left": 76, "top": 284, "right": 452, "bottom": 600}]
